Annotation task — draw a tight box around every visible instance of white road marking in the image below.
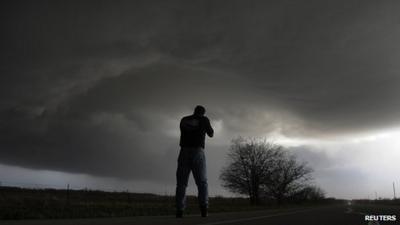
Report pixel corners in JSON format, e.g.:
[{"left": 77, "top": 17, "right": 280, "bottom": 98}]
[{"left": 197, "top": 208, "right": 317, "bottom": 225}]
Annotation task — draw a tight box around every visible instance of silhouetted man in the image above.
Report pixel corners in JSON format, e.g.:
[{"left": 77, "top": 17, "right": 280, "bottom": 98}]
[{"left": 176, "top": 105, "right": 214, "bottom": 218}]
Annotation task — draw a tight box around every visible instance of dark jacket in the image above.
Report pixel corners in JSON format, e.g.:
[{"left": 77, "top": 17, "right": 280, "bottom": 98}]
[{"left": 179, "top": 114, "right": 214, "bottom": 148}]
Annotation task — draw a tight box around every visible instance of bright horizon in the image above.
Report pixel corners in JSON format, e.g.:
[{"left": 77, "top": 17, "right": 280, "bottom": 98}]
[{"left": 1, "top": 127, "right": 399, "bottom": 200}]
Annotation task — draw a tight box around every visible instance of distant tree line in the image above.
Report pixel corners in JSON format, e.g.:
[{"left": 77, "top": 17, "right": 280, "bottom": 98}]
[{"left": 220, "top": 137, "right": 325, "bottom": 205}]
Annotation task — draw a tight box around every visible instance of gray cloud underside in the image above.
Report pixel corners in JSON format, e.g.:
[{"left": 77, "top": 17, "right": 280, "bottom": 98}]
[{"left": 1, "top": 0, "right": 400, "bottom": 181}]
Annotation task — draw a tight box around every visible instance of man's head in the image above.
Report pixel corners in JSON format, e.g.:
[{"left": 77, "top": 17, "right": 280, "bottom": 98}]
[{"left": 194, "top": 105, "right": 206, "bottom": 116}]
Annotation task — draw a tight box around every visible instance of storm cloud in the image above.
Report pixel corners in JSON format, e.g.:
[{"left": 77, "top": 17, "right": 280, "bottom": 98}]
[{"left": 1, "top": 0, "right": 400, "bottom": 197}]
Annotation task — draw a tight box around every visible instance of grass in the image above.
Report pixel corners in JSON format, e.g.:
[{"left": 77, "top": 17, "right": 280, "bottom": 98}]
[
  {"left": 349, "top": 199, "right": 400, "bottom": 216},
  {"left": 0, "top": 186, "right": 336, "bottom": 220}
]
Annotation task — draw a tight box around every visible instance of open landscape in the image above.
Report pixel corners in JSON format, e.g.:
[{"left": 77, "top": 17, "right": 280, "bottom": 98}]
[
  {"left": 0, "top": 196, "right": 399, "bottom": 225},
  {"left": 1, "top": 186, "right": 399, "bottom": 225},
  {"left": 0, "top": 186, "right": 336, "bottom": 220}
]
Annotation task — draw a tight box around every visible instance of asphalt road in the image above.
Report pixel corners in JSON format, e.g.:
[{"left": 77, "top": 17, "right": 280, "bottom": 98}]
[{"left": 1, "top": 204, "right": 399, "bottom": 225}]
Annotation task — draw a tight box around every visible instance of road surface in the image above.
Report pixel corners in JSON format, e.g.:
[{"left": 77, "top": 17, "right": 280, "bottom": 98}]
[{"left": 1, "top": 204, "right": 399, "bottom": 225}]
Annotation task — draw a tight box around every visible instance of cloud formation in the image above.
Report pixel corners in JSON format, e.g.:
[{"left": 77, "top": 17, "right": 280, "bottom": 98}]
[{"left": 1, "top": 1, "right": 400, "bottom": 196}]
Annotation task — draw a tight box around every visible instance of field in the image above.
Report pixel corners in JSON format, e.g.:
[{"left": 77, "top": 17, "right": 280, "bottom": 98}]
[{"left": 0, "top": 186, "right": 337, "bottom": 220}]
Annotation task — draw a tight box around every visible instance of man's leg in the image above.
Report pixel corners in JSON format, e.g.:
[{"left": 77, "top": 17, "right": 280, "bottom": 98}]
[
  {"left": 175, "top": 149, "right": 191, "bottom": 216},
  {"left": 192, "top": 149, "right": 208, "bottom": 216}
]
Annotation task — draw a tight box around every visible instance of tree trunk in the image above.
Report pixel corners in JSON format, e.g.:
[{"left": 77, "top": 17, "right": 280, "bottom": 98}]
[
  {"left": 249, "top": 192, "right": 260, "bottom": 205},
  {"left": 276, "top": 193, "right": 283, "bottom": 206}
]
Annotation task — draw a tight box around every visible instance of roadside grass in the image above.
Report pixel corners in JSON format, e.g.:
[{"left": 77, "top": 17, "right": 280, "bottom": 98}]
[
  {"left": 350, "top": 199, "right": 400, "bottom": 215},
  {"left": 0, "top": 186, "right": 336, "bottom": 220}
]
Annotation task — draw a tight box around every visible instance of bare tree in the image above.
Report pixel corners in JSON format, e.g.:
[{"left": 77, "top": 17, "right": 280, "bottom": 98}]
[
  {"left": 287, "top": 185, "right": 326, "bottom": 203},
  {"left": 220, "top": 137, "right": 282, "bottom": 205},
  {"left": 220, "top": 137, "right": 314, "bottom": 205},
  {"left": 262, "top": 151, "right": 313, "bottom": 204},
  {"left": 301, "top": 185, "right": 326, "bottom": 201}
]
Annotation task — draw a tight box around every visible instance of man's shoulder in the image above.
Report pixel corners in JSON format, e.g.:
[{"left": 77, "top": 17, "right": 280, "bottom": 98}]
[
  {"left": 180, "top": 115, "right": 198, "bottom": 126},
  {"left": 181, "top": 115, "right": 194, "bottom": 121},
  {"left": 181, "top": 115, "right": 209, "bottom": 123}
]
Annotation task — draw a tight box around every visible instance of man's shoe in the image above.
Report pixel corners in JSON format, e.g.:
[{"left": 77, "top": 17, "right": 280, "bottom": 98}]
[
  {"left": 176, "top": 210, "right": 183, "bottom": 218},
  {"left": 200, "top": 206, "right": 208, "bottom": 217}
]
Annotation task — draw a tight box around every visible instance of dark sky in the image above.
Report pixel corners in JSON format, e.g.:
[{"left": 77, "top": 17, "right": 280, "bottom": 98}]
[{"left": 1, "top": 0, "right": 400, "bottom": 198}]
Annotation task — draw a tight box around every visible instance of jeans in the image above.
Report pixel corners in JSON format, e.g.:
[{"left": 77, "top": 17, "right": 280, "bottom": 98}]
[{"left": 175, "top": 147, "right": 208, "bottom": 210}]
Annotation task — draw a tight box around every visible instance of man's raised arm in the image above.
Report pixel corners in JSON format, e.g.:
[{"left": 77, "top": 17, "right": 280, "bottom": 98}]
[{"left": 205, "top": 117, "right": 214, "bottom": 138}]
